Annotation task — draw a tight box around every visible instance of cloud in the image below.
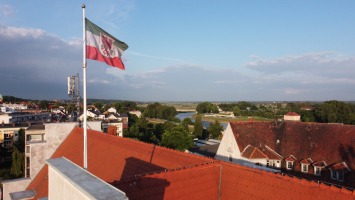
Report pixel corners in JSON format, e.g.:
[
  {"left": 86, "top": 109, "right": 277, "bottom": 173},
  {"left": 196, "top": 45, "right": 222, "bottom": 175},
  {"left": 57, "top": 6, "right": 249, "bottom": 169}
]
[
  {"left": 0, "top": 25, "right": 83, "bottom": 99},
  {"left": 245, "top": 52, "right": 355, "bottom": 78},
  {"left": 0, "top": 4, "right": 14, "bottom": 17},
  {"left": 1, "top": 22, "right": 355, "bottom": 101}
]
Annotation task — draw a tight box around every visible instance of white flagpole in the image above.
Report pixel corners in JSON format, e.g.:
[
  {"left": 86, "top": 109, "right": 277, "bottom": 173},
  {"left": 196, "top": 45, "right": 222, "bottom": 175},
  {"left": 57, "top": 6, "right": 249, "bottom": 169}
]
[{"left": 82, "top": 4, "right": 88, "bottom": 170}]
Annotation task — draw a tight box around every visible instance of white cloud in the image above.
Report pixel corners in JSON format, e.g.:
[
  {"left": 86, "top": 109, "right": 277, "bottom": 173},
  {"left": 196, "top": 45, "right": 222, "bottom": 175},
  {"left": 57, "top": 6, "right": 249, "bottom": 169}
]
[
  {"left": 0, "top": 25, "right": 45, "bottom": 39},
  {"left": 2, "top": 22, "right": 355, "bottom": 101},
  {"left": 0, "top": 4, "right": 14, "bottom": 17}
]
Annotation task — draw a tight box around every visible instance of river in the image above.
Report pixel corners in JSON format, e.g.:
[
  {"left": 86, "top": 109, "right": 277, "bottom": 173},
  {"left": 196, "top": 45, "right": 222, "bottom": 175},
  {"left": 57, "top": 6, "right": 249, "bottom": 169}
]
[{"left": 176, "top": 112, "right": 227, "bottom": 130}]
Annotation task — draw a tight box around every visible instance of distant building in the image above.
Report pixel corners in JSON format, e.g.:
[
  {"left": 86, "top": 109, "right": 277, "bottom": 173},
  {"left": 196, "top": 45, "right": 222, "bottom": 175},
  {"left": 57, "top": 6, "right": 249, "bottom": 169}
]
[
  {"left": 0, "top": 123, "right": 29, "bottom": 164},
  {"left": 0, "top": 112, "right": 50, "bottom": 124},
  {"left": 102, "top": 113, "right": 128, "bottom": 137},
  {"left": 129, "top": 110, "right": 141, "bottom": 118},
  {"left": 283, "top": 112, "right": 301, "bottom": 121},
  {"left": 0, "top": 103, "right": 28, "bottom": 111}
]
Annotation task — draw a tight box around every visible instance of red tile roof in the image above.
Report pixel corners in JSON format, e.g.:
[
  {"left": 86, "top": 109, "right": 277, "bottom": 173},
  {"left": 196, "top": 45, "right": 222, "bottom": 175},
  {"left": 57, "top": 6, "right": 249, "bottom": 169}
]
[
  {"left": 300, "top": 158, "right": 313, "bottom": 165},
  {"left": 330, "top": 162, "right": 351, "bottom": 172},
  {"left": 241, "top": 145, "right": 268, "bottom": 159},
  {"left": 25, "top": 126, "right": 355, "bottom": 199},
  {"left": 230, "top": 121, "right": 355, "bottom": 187},
  {"left": 26, "top": 127, "right": 213, "bottom": 199},
  {"left": 220, "top": 162, "right": 355, "bottom": 200},
  {"left": 285, "top": 155, "right": 297, "bottom": 161},
  {"left": 313, "top": 161, "right": 327, "bottom": 167},
  {"left": 285, "top": 112, "right": 300, "bottom": 116}
]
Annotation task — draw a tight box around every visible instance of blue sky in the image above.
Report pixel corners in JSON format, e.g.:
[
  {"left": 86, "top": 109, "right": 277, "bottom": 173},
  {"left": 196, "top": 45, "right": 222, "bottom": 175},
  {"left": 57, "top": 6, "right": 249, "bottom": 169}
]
[{"left": 1, "top": 1, "right": 355, "bottom": 102}]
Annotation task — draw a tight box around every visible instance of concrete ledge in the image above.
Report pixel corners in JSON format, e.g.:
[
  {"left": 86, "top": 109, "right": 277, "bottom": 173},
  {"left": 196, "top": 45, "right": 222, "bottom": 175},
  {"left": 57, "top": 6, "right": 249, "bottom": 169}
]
[{"left": 47, "top": 157, "right": 128, "bottom": 200}]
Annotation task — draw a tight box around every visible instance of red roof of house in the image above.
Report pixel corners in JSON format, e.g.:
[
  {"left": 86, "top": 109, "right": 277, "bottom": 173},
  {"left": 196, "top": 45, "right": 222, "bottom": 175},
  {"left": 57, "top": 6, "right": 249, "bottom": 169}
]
[
  {"left": 284, "top": 112, "right": 300, "bottom": 116},
  {"left": 313, "top": 161, "right": 327, "bottom": 167},
  {"left": 300, "top": 158, "right": 313, "bottom": 165},
  {"left": 230, "top": 121, "right": 355, "bottom": 187},
  {"left": 241, "top": 145, "right": 268, "bottom": 159},
  {"left": 25, "top": 126, "right": 355, "bottom": 199},
  {"left": 26, "top": 127, "right": 213, "bottom": 199},
  {"left": 220, "top": 162, "right": 354, "bottom": 200}
]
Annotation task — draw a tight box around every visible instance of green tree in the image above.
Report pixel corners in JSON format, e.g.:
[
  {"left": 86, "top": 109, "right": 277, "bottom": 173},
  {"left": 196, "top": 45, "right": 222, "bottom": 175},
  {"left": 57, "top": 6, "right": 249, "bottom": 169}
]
[
  {"left": 233, "top": 106, "right": 241, "bottom": 116},
  {"left": 10, "top": 146, "right": 24, "bottom": 178},
  {"left": 14, "top": 129, "right": 25, "bottom": 153},
  {"left": 162, "top": 125, "right": 193, "bottom": 151},
  {"left": 181, "top": 118, "right": 193, "bottom": 131},
  {"left": 39, "top": 100, "right": 49, "bottom": 110},
  {"left": 208, "top": 120, "right": 224, "bottom": 139},
  {"left": 193, "top": 114, "right": 203, "bottom": 138},
  {"left": 196, "top": 102, "right": 219, "bottom": 114},
  {"left": 93, "top": 102, "right": 104, "bottom": 112}
]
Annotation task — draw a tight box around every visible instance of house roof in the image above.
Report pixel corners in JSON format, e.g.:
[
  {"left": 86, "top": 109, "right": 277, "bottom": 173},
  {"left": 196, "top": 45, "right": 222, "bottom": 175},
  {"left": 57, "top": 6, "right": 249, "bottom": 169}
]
[
  {"left": 300, "top": 158, "right": 313, "bottom": 165},
  {"left": 230, "top": 121, "right": 355, "bottom": 169},
  {"left": 241, "top": 145, "right": 268, "bottom": 159},
  {"left": 230, "top": 121, "right": 355, "bottom": 187},
  {"left": 284, "top": 112, "right": 300, "bottom": 116},
  {"left": 26, "top": 127, "right": 213, "bottom": 199},
  {"left": 24, "top": 126, "right": 355, "bottom": 199}
]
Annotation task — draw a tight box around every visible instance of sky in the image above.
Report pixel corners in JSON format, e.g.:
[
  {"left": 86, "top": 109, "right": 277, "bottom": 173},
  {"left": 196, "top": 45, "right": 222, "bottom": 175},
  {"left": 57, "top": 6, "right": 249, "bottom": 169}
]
[{"left": 1, "top": 0, "right": 355, "bottom": 102}]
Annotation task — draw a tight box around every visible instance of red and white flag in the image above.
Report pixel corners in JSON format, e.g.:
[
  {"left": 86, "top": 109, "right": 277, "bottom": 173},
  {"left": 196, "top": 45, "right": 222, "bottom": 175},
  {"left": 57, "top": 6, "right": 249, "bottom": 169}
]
[{"left": 85, "top": 18, "right": 128, "bottom": 70}]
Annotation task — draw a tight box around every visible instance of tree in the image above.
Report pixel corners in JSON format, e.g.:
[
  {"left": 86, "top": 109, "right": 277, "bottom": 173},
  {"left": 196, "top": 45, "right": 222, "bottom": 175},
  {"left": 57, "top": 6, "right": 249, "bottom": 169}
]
[
  {"left": 208, "top": 120, "right": 224, "bottom": 139},
  {"left": 93, "top": 102, "right": 104, "bottom": 112},
  {"left": 196, "top": 102, "right": 219, "bottom": 114},
  {"left": 181, "top": 118, "right": 193, "bottom": 131},
  {"left": 162, "top": 125, "right": 193, "bottom": 151},
  {"left": 39, "top": 100, "right": 49, "bottom": 110},
  {"left": 193, "top": 114, "right": 203, "bottom": 138},
  {"left": 14, "top": 129, "right": 25, "bottom": 153},
  {"left": 233, "top": 106, "right": 241, "bottom": 116},
  {"left": 10, "top": 146, "right": 24, "bottom": 178}
]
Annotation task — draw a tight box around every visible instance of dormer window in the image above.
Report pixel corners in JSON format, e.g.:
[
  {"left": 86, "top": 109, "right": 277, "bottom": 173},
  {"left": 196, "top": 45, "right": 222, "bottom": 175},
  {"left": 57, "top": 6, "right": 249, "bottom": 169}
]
[
  {"left": 300, "top": 158, "right": 312, "bottom": 173},
  {"left": 329, "top": 162, "right": 350, "bottom": 182},
  {"left": 313, "top": 161, "right": 326, "bottom": 176},
  {"left": 301, "top": 163, "right": 309, "bottom": 173},
  {"left": 286, "top": 161, "right": 293, "bottom": 170},
  {"left": 314, "top": 167, "right": 321, "bottom": 176},
  {"left": 285, "top": 155, "right": 297, "bottom": 170}
]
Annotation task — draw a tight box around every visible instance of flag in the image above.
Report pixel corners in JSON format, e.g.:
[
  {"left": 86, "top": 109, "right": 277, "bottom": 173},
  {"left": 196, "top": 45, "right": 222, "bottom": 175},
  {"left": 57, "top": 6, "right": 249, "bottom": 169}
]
[{"left": 85, "top": 18, "right": 128, "bottom": 70}]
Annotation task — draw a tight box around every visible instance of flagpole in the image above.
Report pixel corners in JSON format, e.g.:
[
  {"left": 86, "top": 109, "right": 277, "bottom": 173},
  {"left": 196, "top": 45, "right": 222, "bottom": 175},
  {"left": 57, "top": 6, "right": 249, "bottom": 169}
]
[{"left": 82, "top": 3, "right": 88, "bottom": 170}]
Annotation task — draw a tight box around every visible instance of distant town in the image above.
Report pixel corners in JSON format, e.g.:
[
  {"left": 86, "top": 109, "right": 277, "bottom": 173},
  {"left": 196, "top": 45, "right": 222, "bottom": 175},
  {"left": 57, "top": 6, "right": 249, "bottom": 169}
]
[{"left": 1, "top": 94, "right": 355, "bottom": 199}]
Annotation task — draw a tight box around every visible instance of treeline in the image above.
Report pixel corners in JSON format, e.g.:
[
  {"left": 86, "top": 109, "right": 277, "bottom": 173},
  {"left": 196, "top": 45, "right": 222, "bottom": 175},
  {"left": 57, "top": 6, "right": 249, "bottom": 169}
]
[
  {"left": 2, "top": 96, "right": 30, "bottom": 103},
  {"left": 197, "top": 100, "right": 355, "bottom": 125}
]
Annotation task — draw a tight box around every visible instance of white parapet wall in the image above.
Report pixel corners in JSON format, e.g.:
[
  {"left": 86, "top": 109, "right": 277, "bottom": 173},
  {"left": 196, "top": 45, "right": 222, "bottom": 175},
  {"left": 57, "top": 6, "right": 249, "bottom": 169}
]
[
  {"left": 47, "top": 157, "right": 128, "bottom": 200},
  {"left": 1, "top": 178, "right": 32, "bottom": 200}
]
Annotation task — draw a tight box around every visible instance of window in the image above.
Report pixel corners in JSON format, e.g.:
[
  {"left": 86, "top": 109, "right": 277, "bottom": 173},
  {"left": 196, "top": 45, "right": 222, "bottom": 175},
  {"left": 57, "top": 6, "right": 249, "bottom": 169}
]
[
  {"left": 314, "top": 167, "right": 321, "bottom": 176},
  {"left": 266, "top": 160, "right": 270, "bottom": 167},
  {"left": 338, "top": 172, "right": 343, "bottom": 181},
  {"left": 332, "top": 171, "right": 337, "bottom": 179},
  {"left": 286, "top": 161, "right": 293, "bottom": 170},
  {"left": 229, "top": 155, "right": 232, "bottom": 162},
  {"left": 301, "top": 163, "right": 309, "bottom": 173}
]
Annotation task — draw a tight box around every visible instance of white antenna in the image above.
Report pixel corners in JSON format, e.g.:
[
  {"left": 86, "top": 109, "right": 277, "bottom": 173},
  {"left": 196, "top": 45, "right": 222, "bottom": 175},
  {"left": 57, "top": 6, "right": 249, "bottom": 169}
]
[{"left": 68, "top": 73, "right": 80, "bottom": 121}]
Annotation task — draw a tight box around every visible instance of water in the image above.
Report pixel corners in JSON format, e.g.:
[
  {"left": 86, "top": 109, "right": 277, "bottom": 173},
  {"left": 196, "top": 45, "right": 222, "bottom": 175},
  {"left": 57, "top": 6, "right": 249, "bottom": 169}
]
[{"left": 176, "top": 112, "right": 227, "bottom": 130}]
